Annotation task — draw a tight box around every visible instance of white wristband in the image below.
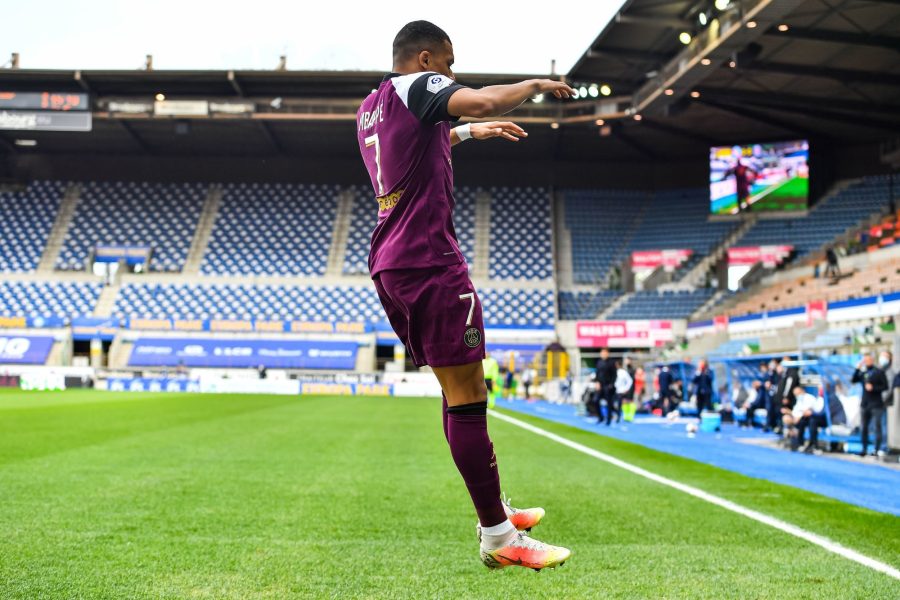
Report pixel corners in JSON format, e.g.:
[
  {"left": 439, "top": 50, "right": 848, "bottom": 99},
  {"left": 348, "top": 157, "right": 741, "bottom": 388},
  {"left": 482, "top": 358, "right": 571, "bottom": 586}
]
[{"left": 456, "top": 123, "right": 472, "bottom": 141}]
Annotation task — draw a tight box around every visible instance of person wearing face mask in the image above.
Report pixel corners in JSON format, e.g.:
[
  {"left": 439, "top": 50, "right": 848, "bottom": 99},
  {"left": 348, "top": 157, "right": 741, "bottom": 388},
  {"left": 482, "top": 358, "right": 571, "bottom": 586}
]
[{"left": 851, "top": 353, "right": 889, "bottom": 457}]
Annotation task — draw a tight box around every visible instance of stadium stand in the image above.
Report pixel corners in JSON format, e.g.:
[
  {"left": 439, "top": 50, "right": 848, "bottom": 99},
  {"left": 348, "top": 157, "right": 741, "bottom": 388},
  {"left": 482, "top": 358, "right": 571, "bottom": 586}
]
[
  {"left": 564, "top": 189, "right": 646, "bottom": 284},
  {"left": 627, "top": 189, "right": 738, "bottom": 280},
  {"left": 114, "top": 282, "right": 384, "bottom": 323},
  {"left": 733, "top": 175, "right": 892, "bottom": 262},
  {"left": 557, "top": 290, "right": 622, "bottom": 320},
  {"left": 342, "top": 186, "right": 377, "bottom": 275},
  {"left": 480, "top": 287, "right": 555, "bottom": 327},
  {"left": 0, "top": 281, "right": 102, "bottom": 318},
  {"left": 0, "top": 180, "right": 65, "bottom": 273},
  {"left": 57, "top": 181, "right": 207, "bottom": 273},
  {"left": 564, "top": 190, "right": 647, "bottom": 283},
  {"left": 726, "top": 257, "right": 900, "bottom": 316},
  {"left": 609, "top": 288, "right": 716, "bottom": 320},
  {"left": 202, "top": 183, "right": 339, "bottom": 276},
  {"left": 454, "top": 186, "right": 477, "bottom": 267},
  {"left": 489, "top": 187, "right": 552, "bottom": 280},
  {"left": 113, "top": 282, "right": 554, "bottom": 327},
  {"left": 564, "top": 188, "right": 736, "bottom": 285}
]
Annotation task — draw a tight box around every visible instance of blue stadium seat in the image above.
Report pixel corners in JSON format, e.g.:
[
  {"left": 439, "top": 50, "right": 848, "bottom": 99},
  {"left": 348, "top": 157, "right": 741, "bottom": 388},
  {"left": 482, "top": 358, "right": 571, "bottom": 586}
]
[
  {"left": 113, "top": 282, "right": 555, "bottom": 328},
  {"left": 557, "top": 290, "right": 621, "bottom": 320},
  {"left": 489, "top": 187, "right": 552, "bottom": 280},
  {"left": 202, "top": 183, "right": 339, "bottom": 276},
  {"left": 733, "top": 176, "right": 892, "bottom": 261},
  {"left": 609, "top": 288, "right": 715, "bottom": 320},
  {"left": 564, "top": 189, "right": 648, "bottom": 284},
  {"left": 0, "top": 181, "right": 65, "bottom": 273},
  {"left": 0, "top": 280, "right": 102, "bottom": 318},
  {"left": 564, "top": 188, "right": 738, "bottom": 285},
  {"left": 57, "top": 181, "right": 206, "bottom": 272}
]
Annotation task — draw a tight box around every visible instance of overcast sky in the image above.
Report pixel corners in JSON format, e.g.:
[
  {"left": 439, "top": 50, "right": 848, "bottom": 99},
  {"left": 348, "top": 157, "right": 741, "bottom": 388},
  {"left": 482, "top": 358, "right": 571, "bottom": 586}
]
[{"left": 1, "top": 1, "right": 627, "bottom": 75}]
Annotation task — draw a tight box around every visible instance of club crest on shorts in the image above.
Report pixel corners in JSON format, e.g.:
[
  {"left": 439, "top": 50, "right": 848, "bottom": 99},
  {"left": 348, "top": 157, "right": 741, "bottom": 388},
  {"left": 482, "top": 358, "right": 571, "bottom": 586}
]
[{"left": 464, "top": 327, "right": 482, "bottom": 348}]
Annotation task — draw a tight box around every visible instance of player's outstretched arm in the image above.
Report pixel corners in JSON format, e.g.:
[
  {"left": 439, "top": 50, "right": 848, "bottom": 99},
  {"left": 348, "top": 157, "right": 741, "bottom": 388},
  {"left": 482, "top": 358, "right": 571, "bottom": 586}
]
[
  {"left": 447, "top": 79, "right": 575, "bottom": 119},
  {"left": 450, "top": 122, "right": 527, "bottom": 146}
]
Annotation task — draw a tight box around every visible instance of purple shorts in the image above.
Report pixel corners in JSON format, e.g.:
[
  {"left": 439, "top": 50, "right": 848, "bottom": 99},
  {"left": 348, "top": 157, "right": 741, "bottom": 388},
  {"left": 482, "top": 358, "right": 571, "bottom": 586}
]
[{"left": 373, "top": 262, "right": 485, "bottom": 368}]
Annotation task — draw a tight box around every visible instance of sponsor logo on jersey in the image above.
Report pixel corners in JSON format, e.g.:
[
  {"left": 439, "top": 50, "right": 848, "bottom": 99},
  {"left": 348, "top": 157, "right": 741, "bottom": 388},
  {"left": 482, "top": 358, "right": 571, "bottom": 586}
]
[
  {"left": 377, "top": 189, "right": 404, "bottom": 212},
  {"left": 464, "top": 327, "right": 482, "bottom": 348}
]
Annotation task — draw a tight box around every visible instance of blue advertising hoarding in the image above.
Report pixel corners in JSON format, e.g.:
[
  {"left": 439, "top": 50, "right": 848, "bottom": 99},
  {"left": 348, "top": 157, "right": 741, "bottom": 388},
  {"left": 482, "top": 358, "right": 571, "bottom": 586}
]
[
  {"left": 71, "top": 317, "right": 120, "bottom": 341},
  {"left": 0, "top": 335, "right": 54, "bottom": 364},
  {"left": 107, "top": 378, "right": 200, "bottom": 393},
  {"left": 128, "top": 338, "right": 359, "bottom": 369}
]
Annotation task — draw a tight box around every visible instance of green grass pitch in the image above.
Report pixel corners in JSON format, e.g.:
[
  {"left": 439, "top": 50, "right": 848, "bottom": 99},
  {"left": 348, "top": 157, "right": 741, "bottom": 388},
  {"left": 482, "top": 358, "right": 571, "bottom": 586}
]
[{"left": 1, "top": 390, "right": 898, "bottom": 599}]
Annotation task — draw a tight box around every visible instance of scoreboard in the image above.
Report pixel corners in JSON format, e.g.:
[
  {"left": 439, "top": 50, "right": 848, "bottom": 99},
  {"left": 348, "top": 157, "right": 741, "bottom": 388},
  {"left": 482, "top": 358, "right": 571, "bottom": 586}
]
[
  {"left": 0, "top": 91, "right": 89, "bottom": 111},
  {"left": 0, "top": 90, "right": 92, "bottom": 132}
]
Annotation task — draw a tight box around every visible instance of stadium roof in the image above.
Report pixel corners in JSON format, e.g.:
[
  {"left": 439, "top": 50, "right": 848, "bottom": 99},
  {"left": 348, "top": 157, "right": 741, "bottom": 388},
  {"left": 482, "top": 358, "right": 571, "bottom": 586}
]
[
  {"left": 1, "top": 0, "right": 898, "bottom": 164},
  {"left": 567, "top": 0, "right": 900, "bottom": 143}
]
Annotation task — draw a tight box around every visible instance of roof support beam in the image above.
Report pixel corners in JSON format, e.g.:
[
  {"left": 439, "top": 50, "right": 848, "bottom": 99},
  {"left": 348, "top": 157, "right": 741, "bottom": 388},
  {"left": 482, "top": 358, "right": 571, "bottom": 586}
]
[
  {"left": 614, "top": 124, "right": 658, "bottom": 159},
  {"left": 696, "top": 87, "right": 900, "bottom": 116},
  {"left": 0, "top": 135, "right": 16, "bottom": 154},
  {"left": 74, "top": 70, "right": 91, "bottom": 93},
  {"left": 766, "top": 26, "right": 900, "bottom": 52},
  {"left": 118, "top": 119, "right": 152, "bottom": 154},
  {"left": 227, "top": 70, "right": 244, "bottom": 96},
  {"left": 585, "top": 47, "right": 669, "bottom": 64},
  {"left": 740, "top": 60, "right": 900, "bottom": 86},
  {"left": 740, "top": 99, "right": 900, "bottom": 132},
  {"left": 641, "top": 118, "right": 718, "bottom": 145},
  {"left": 695, "top": 98, "right": 819, "bottom": 139},
  {"left": 256, "top": 120, "right": 284, "bottom": 155},
  {"left": 614, "top": 13, "right": 688, "bottom": 28}
]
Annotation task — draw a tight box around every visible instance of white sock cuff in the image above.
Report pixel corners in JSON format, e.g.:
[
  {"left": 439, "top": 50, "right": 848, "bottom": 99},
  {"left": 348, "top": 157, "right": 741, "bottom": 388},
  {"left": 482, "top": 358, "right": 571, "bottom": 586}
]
[{"left": 480, "top": 519, "right": 515, "bottom": 536}]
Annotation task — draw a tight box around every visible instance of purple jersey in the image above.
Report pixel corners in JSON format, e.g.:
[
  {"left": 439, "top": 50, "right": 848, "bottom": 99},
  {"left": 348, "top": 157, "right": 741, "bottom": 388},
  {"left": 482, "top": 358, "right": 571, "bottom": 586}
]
[{"left": 356, "top": 71, "right": 467, "bottom": 276}]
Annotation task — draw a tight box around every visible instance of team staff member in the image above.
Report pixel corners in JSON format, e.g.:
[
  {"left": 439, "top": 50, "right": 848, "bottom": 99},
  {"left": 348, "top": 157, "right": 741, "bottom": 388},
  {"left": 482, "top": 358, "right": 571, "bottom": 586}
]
[
  {"left": 691, "top": 360, "right": 714, "bottom": 418},
  {"left": 595, "top": 348, "right": 617, "bottom": 425},
  {"left": 852, "top": 353, "right": 888, "bottom": 457}
]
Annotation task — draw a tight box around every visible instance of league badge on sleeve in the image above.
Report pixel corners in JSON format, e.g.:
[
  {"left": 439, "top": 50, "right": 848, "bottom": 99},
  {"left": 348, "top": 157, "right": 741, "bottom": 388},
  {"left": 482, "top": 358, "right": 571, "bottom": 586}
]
[{"left": 426, "top": 75, "right": 453, "bottom": 94}]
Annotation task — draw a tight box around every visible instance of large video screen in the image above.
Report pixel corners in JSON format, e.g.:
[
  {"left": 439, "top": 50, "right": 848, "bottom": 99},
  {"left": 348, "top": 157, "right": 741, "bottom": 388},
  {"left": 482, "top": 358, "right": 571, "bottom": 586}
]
[{"left": 710, "top": 140, "right": 809, "bottom": 215}]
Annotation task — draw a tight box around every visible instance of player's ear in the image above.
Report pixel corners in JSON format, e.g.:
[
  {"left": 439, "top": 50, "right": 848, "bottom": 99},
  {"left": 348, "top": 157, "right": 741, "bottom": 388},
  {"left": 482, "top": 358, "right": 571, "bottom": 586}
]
[{"left": 417, "top": 50, "right": 430, "bottom": 70}]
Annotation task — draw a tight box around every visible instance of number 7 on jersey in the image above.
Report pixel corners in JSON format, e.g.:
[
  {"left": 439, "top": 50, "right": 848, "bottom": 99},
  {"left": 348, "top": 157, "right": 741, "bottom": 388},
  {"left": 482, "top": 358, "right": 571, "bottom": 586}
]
[{"left": 364, "top": 133, "right": 385, "bottom": 196}]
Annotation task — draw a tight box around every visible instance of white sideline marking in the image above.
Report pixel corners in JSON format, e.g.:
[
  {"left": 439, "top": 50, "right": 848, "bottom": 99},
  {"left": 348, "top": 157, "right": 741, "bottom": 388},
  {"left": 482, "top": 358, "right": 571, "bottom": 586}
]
[{"left": 489, "top": 409, "right": 900, "bottom": 581}]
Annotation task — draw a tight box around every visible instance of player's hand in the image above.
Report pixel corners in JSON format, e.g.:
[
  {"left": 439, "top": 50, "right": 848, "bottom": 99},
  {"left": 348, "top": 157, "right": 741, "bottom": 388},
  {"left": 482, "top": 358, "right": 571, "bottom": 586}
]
[
  {"left": 865, "top": 383, "right": 873, "bottom": 391},
  {"left": 534, "top": 79, "right": 576, "bottom": 99},
  {"left": 471, "top": 121, "right": 527, "bottom": 142}
]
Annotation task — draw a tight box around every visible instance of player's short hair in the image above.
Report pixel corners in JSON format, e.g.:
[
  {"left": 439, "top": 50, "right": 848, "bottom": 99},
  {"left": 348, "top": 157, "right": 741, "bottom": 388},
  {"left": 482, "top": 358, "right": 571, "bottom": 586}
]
[{"left": 393, "top": 20, "right": 451, "bottom": 63}]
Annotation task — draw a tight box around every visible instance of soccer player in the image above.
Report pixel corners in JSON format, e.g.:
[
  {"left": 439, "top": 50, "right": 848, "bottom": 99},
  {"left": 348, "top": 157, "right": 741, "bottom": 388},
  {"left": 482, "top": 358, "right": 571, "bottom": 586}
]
[{"left": 356, "top": 20, "right": 573, "bottom": 571}]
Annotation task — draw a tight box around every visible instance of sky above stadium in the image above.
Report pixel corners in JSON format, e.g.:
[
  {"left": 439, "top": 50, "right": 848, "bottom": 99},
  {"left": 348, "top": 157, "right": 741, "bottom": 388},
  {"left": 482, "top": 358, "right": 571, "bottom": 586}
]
[{"left": 2, "top": 1, "right": 627, "bottom": 75}]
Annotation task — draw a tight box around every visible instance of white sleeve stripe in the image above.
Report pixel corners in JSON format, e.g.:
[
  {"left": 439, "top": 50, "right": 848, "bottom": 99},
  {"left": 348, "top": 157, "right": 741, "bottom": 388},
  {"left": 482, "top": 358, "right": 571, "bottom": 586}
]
[{"left": 390, "top": 72, "right": 434, "bottom": 108}]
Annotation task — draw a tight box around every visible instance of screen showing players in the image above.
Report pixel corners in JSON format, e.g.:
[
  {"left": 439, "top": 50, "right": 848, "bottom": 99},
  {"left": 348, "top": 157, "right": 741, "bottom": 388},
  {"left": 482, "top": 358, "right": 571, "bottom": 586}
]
[{"left": 710, "top": 140, "right": 809, "bottom": 215}]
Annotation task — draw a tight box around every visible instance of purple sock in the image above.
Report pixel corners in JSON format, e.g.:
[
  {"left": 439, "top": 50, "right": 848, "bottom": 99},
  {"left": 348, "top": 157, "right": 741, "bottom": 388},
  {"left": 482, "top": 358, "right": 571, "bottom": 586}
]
[
  {"left": 441, "top": 393, "right": 449, "bottom": 444},
  {"left": 446, "top": 403, "right": 507, "bottom": 527}
]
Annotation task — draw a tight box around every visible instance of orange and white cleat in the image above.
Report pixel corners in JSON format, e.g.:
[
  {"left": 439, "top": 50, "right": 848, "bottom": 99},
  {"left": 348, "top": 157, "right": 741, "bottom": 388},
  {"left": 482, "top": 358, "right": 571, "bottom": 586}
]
[
  {"left": 504, "top": 498, "right": 545, "bottom": 532},
  {"left": 480, "top": 531, "right": 571, "bottom": 571}
]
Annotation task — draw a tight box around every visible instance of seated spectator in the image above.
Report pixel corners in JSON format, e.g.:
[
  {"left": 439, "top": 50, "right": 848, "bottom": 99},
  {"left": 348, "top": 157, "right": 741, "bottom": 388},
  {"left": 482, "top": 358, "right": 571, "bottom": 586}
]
[
  {"left": 741, "top": 380, "right": 767, "bottom": 429},
  {"left": 783, "top": 386, "right": 826, "bottom": 453}
]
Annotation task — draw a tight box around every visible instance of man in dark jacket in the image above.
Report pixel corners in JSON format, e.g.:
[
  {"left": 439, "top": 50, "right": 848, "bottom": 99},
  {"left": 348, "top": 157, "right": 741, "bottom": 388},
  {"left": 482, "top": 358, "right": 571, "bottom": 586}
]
[
  {"left": 765, "top": 360, "right": 782, "bottom": 431},
  {"left": 658, "top": 366, "right": 674, "bottom": 414},
  {"left": 691, "top": 360, "right": 714, "bottom": 417},
  {"left": 595, "top": 348, "right": 617, "bottom": 425},
  {"left": 852, "top": 353, "right": 889, "bottom": 456},
  {"left": 771, "top": 362, "right": 799, "bottom": 434}
]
